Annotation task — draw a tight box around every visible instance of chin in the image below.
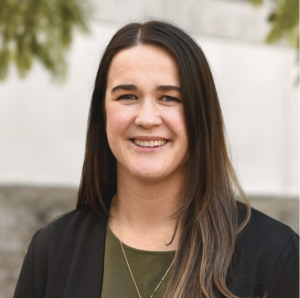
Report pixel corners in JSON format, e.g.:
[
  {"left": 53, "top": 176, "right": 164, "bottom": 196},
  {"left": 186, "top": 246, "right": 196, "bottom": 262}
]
[{"left": 128, "top": 166, "right": 166, "bottom": 181}]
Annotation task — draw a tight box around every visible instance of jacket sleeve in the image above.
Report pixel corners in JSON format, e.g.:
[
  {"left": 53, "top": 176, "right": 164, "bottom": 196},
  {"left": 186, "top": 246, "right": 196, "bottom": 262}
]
[
  {"left": 13, "top": 231, "right": 39, "bottom": 298},
  {"left": 267, "top": 232, "right": 299, "bottom": 298}
]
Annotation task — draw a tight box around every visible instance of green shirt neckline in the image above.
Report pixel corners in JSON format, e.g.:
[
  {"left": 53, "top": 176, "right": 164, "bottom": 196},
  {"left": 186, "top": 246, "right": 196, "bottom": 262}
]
[{"left": 101, "top": 225, "right": 175, "bottom": 298}]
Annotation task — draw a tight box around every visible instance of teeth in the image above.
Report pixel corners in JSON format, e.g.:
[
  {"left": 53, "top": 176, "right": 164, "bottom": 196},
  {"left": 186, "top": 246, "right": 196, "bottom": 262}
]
[{"left": 133, "top": 139, "right": 167, "bottom": 147}]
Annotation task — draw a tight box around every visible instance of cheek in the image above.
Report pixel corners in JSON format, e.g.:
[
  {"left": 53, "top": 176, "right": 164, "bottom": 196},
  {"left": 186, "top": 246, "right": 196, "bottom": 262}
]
[
  {"left": 106, "top": 115, "right": 123, "bottom": 135},
  {"left": 169, "top": 108, "right": 187, "bottom": 139},
  {"left": 171, "top": 109, "right": 189, "bottom": 157},
  {"left": 105, "top": 103, "right": 132, "bottom": 138},
  {"left": 105, "top": 110, "right": 124, "bottom": 157},
  {"left": 179, "top": 111, "right": 187, "bottom": 132}
]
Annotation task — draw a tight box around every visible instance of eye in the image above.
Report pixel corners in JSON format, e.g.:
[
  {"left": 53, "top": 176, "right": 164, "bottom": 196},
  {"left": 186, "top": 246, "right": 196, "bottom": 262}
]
[
  {"left": 160, "top": 95, "right": 181, "bottom": 103},
  {"left": 118, "top": 94, "right": 138, "bottom": 100}
]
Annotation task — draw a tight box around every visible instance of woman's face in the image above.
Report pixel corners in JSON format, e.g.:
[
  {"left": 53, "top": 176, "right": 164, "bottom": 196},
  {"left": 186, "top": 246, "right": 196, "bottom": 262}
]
[{"left": 105, "top": 44, "right": 188, "bottom": 183}]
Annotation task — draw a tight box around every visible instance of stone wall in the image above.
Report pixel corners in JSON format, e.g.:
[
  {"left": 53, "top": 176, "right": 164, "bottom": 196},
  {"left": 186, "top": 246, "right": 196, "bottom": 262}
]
[
  {"left": 0, "top": 185, "right": 298, "bottom": 298},
  {"left": 0, "top": 186, "right": 76, "bottom": 298}
]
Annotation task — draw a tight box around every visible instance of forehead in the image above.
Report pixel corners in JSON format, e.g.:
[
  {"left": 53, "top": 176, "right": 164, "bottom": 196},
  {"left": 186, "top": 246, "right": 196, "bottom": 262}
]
[{"left": 106, "top": 44, "right": 180, "bottom": 87}]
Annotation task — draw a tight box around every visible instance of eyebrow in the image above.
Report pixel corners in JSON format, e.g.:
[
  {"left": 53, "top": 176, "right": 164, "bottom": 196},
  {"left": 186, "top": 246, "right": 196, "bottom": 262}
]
[
  {"left": 111, "top": 84, "right": 137, "bottom": 93},
  {"left": 157, "top": 85, "right": 181, "bottom": 92},
  {"left": 111, "top": 84, "right": 181, "bottom": 93}
]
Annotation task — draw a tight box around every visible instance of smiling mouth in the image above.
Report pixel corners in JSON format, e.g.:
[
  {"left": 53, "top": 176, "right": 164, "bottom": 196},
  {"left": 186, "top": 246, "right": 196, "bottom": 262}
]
[{"left": 132, "top": 139, "right": 168, "bottom": 147}]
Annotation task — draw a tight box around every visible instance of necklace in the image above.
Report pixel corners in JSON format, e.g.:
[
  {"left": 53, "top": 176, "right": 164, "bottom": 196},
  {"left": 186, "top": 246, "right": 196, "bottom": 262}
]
[
  {"left": 119, "top": 239, "right": 175, "bottom": 298},
  {"left": 112, "top": 196, "right": 175, "bottom": 298}
]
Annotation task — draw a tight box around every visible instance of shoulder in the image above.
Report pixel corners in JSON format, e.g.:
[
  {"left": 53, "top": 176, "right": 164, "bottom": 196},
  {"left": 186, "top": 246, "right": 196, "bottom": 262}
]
[
  {"left": 14, "top": 207, "right": 108, "bottom": 298},
  {"left": 230, "top": 202, "right": 299, "bottom": 297},
  {"left": 33, "top": 206, "right": 107, "bottom": 257},
  {"left": 236, "top": 202, "right": 298, "bottom": 264},
  {"left": 34, "top": 207, "right": 87, "bottom": 245},
  {"left": 238, "top": 204, "right": 297, "bottom": 249}
]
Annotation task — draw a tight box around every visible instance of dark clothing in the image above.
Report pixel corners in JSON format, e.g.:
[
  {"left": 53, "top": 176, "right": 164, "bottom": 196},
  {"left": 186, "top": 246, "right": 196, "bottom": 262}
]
[{"left": 14, "top": 204, "right": 299, "bottom": 298}]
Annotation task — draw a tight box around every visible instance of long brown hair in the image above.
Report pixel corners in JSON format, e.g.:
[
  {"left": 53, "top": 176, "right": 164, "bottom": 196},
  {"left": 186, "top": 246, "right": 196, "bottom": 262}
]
[{"left": 76, "top": 20, "right": 251, "bottom": 298}]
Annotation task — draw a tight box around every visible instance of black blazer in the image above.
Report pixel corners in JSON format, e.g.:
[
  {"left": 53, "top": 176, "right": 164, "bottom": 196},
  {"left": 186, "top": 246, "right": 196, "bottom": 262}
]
[{"left": 14, "top": 205, "right": 299, "bottom": 298}]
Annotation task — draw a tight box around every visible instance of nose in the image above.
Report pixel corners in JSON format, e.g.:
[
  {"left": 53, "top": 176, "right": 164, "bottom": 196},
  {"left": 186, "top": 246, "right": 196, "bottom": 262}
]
[{"left": 134, "top": 98, "right": 162, "bottom": 128}]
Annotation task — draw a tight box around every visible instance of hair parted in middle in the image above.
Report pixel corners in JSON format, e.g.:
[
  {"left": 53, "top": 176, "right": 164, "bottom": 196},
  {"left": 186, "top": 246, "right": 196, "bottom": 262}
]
[{"left": 77, "top": 20, "right": 251, "bottom": 298}]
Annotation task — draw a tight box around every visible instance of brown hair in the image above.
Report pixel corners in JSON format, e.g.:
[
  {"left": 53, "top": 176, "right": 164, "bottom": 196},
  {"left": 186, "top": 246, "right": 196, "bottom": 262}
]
[{"left": 76, "top": 20, "right": 251, "bottom": 298}]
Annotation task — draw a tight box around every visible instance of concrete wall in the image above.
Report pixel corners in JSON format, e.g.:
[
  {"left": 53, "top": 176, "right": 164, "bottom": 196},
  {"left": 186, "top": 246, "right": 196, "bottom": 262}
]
[
  {"left": 0, "top": 186, "right": 76, "bottom": 298},
  {"left": 92, "top": 0, "right": 273, "bottom": 42}
]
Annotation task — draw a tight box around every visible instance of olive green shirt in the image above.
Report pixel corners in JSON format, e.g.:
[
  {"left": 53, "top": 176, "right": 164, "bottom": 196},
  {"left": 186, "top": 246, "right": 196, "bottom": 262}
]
[{"left": 100, "top": 226, "right": 175, "bottom": 298}]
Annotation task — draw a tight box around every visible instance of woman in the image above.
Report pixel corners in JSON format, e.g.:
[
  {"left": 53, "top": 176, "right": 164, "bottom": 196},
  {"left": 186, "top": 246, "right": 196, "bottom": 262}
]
[{"left": 14, "top": 20, "right": 298, "bottom": 298}]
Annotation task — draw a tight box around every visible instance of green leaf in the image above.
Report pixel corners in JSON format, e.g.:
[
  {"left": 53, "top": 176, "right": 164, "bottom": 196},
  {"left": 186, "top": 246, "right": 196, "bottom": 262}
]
[{"left": 0, "top": 0, "right": 91, "bottom": 82}]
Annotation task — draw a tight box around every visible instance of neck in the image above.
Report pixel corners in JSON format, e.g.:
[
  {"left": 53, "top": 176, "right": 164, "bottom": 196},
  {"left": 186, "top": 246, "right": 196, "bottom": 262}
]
[{"left": 108, "top": 169, "right": 183, "bottom": 251}]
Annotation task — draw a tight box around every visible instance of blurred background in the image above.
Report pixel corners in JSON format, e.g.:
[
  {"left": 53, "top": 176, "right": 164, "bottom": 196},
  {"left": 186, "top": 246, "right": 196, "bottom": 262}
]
[{"left": 0, "top": 0, "right": 298, "bottom": 297}]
